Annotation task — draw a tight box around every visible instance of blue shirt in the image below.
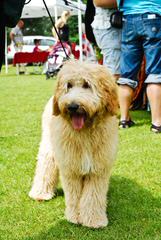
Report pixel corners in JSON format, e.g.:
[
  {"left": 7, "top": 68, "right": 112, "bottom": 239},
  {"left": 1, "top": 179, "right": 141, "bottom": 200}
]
[{"left": 117, "top": 0, "right": 161, "bottom": 15}]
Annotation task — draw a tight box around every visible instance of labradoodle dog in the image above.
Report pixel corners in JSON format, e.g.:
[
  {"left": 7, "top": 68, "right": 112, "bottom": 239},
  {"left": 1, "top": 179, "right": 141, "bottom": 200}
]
[{"left": 29, "top": 60, "right": 118, "bottom": 228}]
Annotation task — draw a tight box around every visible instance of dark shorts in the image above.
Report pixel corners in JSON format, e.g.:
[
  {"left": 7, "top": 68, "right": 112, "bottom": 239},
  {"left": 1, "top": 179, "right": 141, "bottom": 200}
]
[{"left": 117, "top": 13, "right": 161, "bottom": 88}]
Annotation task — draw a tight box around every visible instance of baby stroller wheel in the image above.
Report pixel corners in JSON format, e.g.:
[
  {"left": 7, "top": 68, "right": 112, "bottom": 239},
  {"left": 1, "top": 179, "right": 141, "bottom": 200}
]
[{"left": 46, "top": 71, "right": 50, "bottom": 80}]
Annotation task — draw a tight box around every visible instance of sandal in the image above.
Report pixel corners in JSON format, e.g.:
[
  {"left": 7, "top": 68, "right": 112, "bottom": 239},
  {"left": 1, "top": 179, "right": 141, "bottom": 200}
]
[
  {"left": 119, "top": 119, "right": 135, "bottom": 129},
  {"left": 151, "top": 124, "right": 161, "bottom": 133}
]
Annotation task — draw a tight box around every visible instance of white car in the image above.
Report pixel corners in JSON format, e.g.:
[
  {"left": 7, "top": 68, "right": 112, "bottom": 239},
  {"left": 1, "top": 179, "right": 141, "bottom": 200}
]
[{"left": 7, "top": 35, "right": 56, "bottom": 62}]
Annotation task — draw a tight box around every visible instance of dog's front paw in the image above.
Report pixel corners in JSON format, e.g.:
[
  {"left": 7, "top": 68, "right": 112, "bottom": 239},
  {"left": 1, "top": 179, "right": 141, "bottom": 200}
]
[
  {"left": 65, "top": 209, "right": 79, "bottom": 225},
  {"left": 79, "top": 213, "right": 108, "bottom": 228},
  {"left": 29, "top": 188, "right": 54, "bottom": 201}
]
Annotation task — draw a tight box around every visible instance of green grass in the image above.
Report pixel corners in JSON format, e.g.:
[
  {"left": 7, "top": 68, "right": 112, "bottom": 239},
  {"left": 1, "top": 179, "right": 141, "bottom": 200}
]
[{"left": 0, "top": 65, "right": 161, "bottom": 240}]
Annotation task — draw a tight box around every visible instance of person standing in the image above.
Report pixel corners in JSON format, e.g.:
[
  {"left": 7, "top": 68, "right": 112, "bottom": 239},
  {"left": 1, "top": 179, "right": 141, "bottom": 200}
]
[
  {"left": 52, "top": 11, "right": 71, "bottom": 44},
  {"left": 10, "top": 19, "right": 24, "bottom": 53},
  {"left": 10, "top": 19, "right": 26, "bottom": 73},
  {"left": 117, "top": 0, "right": 161, "bottom": 133},
  {"left": 91, "top": 0, "right": 121, "bottom": 80},
  {"left": 0, "top": 0, "right": 25, "bottom": 71}
]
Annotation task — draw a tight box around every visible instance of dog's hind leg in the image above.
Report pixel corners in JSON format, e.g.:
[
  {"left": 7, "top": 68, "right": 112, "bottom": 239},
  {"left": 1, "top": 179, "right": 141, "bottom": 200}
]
[{"left": 29, "top": 140, "right": 59, "bottom": 201}]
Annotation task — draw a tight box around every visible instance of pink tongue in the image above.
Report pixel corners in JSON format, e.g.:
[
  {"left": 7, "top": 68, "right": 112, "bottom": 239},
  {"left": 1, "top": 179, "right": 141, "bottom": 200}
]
[{"left": 72, "top": 115, "right": 85, "bottom": 130}]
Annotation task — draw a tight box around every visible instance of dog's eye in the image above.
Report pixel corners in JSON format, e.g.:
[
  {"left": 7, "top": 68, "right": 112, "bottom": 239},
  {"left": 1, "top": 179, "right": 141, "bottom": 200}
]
[
  {"left": 83, "top": 81, "right": 91, "bottom": 89},
  {"left": 67, "top": 82, "right": 73, "bottom": 89}
]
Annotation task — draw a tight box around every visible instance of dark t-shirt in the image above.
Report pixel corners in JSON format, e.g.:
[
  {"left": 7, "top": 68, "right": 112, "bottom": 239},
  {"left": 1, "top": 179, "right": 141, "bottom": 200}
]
[{"left": 58, "top": 24, "right": 69, "bottom": 42}]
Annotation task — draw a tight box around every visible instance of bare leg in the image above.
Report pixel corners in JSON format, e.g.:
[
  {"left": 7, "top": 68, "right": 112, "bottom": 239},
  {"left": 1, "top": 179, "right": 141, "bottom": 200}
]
[
  {"left": 61, "top": 175, "right": 83, "bottom": 224},
  {"left": 147, "top": 84, "right": 161, "bottom": 126},
  {"left": 114, "top": 74, "right": 120, "bottom": 81},
  {"left": 118, "top": 85, "right": 134, "bottom": 120},
  {"left": 79, "top": 174, "right": 110, "bottom": 228},
  {"left": 29, "top": 142, "right": 59, "bottom": 201}
]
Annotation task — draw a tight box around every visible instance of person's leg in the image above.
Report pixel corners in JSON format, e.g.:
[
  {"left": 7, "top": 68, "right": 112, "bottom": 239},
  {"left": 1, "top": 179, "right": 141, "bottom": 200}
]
[
  {"left": 118, "top": 60, "right": 142, "bottom": 126},
  {"left": 143, "top": 14, "right": 161, "bottom": 132},
  {"left": 93, "top": 28, "right": 121, "bottom": 78},
  {"left": 114, "top": 74, "right": 120, "bottom": 81},
  {"left": 118, "top": 15, "right": 144, "bottom": 127},
  {"left": 118, "top": 85, "right": 134, "bottom": 121},
  {"left": 146, "top": 84, "right": 161, "bottom": 126}
]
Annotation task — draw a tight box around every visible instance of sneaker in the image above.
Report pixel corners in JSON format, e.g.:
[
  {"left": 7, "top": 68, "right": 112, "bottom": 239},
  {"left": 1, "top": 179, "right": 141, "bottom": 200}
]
[
  {"left": 119, "top": 119, "right": 135, "bottom": 129},
  {"left": 151, "top": 124, "right": 161, "bottom": 133}
]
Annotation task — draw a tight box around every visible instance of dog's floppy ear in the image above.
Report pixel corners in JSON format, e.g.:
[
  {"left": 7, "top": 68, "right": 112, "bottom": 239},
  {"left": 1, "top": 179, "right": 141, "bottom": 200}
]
[
  {"left": 104, "top": 85, "right": 119, "bottom": 116},
  {"left": 52, "top": 95, "right": 60, "bottom": 116},
  {"left": 98, "top": 68, "right": 119, "bottom": 116},
  {"left": 52, "top": 77, "right": 61, "bottom": 116}
]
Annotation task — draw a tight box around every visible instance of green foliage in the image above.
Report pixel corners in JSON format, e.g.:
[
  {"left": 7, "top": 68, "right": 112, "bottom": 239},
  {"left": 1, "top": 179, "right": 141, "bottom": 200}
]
[
  {"left": 0, "top": 65, "right": 161, "bottom": 240},
  {"left": 68, "top": 16, "right": 79, "bottom": 43},
  {"left": 95, "top": 46, "right": 103, "bottom": 61},
  {"left": 24, "top": 17, "right": 53, "bottom": 36}
]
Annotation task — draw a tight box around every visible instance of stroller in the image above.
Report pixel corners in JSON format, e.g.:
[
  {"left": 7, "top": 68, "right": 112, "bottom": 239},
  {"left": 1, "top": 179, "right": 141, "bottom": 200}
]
[{"left": 46, "top": 42, "right": 71, "bottom": 79}]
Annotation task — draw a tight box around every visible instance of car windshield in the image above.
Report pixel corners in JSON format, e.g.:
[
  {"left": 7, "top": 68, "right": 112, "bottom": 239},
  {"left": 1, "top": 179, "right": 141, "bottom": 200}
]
[
  {"left": 23, "top": 38, "right": 55, "bottom": 47},
  {"left": 23, "top": 39, "right": 33, "bottom": 45},
  {"left": 40, "top": 39, "right": 55, "bottom": 46}
]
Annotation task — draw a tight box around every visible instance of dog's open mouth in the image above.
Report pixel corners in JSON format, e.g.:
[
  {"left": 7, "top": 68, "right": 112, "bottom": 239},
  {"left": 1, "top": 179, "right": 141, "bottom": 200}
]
[{"left": 71, "top": 113, "right": 86, "bottom": 131}]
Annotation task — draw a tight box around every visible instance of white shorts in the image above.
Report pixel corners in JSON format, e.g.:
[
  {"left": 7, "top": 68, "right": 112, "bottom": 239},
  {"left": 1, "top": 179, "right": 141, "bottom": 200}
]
[{"left": 93, "top": 27, "right": 121, "bottom": 74}]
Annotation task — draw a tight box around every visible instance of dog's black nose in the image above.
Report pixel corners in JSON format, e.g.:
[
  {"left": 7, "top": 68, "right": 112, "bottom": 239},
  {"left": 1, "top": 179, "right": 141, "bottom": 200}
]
[{"left": 68, "top": 103, "right": 79, "bottom": 113}]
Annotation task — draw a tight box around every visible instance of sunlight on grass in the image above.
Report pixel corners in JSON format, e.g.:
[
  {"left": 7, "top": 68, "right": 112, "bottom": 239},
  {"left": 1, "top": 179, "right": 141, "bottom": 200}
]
[{"left": 0, "top": 66, "right": 161, "bottom": 240}]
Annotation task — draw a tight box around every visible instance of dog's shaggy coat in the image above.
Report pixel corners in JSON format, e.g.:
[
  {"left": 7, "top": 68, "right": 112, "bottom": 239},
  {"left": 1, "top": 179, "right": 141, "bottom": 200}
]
[{"left": 29, "top": 60, "right": 118, "bottom": 228}]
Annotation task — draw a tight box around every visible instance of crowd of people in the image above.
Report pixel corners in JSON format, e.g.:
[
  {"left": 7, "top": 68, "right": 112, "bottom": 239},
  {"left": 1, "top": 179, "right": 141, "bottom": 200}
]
[
  {"left": 8, "top": 10, "right": 96, "bottom": 77},
  {"left": 91, "top": 0, "right": 161, "bottom": 133}
]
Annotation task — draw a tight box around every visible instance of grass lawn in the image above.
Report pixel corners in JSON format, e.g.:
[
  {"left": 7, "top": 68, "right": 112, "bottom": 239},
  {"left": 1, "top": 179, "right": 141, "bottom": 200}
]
[{"left": 0, "top": 65, "right": 161, "bottom": 240}]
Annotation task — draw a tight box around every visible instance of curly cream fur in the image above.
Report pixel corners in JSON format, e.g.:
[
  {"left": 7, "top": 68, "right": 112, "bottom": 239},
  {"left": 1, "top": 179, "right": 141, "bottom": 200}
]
[{"left": 29, "top": 60, "right": 118, "bottom": 228}]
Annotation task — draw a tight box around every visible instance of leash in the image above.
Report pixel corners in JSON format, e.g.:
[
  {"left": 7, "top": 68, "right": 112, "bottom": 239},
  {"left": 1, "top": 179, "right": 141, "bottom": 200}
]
[{"left": 25, "top": 0, "right": 32, "bottom": 4}]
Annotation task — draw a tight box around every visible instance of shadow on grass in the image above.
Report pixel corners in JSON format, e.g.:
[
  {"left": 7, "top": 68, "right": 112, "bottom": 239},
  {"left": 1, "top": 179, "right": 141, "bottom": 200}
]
[{"left": 24, "top": 176, "right": 161, "bottom": 240}]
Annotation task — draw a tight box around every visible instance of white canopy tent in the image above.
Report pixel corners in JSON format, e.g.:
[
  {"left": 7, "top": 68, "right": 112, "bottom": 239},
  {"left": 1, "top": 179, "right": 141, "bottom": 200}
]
[
  {"left": 22, "top": 0, "right": 85, "bottom": 19},
  {"left": 5, "top": 0, "right": 86, "bottom": 73}
]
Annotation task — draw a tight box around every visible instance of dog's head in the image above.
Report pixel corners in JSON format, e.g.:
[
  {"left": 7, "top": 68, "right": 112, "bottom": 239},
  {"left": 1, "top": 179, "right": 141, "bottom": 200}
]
[{"left": 53, "top": 60, "right": 118, "bottom": 131}]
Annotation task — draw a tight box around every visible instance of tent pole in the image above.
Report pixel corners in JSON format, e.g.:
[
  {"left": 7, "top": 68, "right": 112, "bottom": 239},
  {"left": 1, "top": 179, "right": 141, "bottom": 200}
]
[
  {"left": 5, "top": 27, "right": 8, "bottom": 74},
  {"left": 54, "top": 0, "right": 58, "bottom": 22},
  {"left": 78, "top": 0, "right": 83, "bottom": 61}
]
